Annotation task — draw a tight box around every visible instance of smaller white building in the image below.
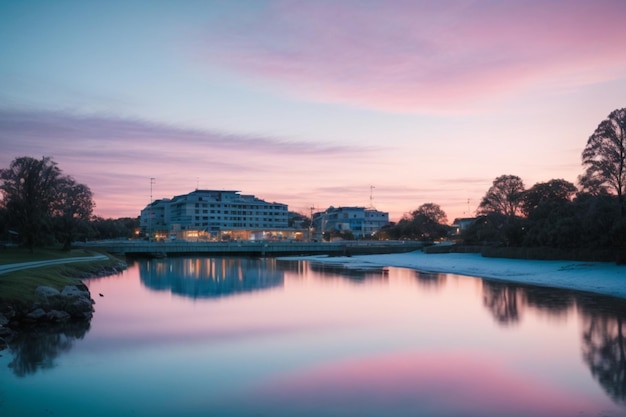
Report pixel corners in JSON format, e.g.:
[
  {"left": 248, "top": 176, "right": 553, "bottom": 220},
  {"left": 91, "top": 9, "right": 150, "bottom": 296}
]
[
  {"left": 451, "top": 217, "right": 477, "bottom": 236},
  {"left": 312, "top": 206, "right": 389, "bottom": 239}
]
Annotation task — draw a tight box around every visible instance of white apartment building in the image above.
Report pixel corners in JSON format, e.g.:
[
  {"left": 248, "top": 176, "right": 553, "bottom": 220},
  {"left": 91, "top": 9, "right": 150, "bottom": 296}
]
[
  {"left": 312, "top": 206, "right": 389, "bottom": 239},
  {"left": 140, "top": 190, "right": 290, "bottom": 240}
]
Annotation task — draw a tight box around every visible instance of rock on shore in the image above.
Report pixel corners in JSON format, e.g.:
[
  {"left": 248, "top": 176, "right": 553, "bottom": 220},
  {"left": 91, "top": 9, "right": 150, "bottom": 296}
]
[
  {"left": 0, "top": 260, "right": 126, "bottom": 350},
  {"left": 0, "top": 280, "right": 95, "bottom": 337}
]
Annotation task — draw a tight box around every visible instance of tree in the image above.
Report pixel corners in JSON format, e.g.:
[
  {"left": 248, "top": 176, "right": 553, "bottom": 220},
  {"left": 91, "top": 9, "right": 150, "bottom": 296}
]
[
  {"left": 388, "top": 203, "right": 450, "bottom": 241},
  {"left": 51, "top": 176, "right": 94, "bottom": 250},
  {"left": 521, "top": 179, "right": 577, "bottom": 217},
  {"left": 412, "top": 203, "right": 448, "bottom": 225},
  {"left": 581, "top": 108, "right": 626, "bottom": 216},
  {"left": 0, "top": 198, "right": 8, "bottom": 241},
  {"left": 90, "top": 216, "right": 140, "bottom": 240},
  {"left": 478, "top": 175, "right": 525, "bottom": 217},
  {"left": 0, "top": 156, "right": 62, "bottom": 250},
  {"left": 0, "top": 156, "right": 95, "bottom": 251}
]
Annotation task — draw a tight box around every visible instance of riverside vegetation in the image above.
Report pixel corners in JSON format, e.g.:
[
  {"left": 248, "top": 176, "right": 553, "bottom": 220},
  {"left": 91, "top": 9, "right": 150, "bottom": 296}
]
[{"left": 0, "top": 246, "right": 126, "bottom": 347}]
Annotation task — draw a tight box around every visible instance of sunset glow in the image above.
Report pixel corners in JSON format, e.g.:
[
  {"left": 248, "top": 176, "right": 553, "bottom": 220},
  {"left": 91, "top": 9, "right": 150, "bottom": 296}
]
[{"left": 1, "top": 0, "right": 625, "bottom": 221}]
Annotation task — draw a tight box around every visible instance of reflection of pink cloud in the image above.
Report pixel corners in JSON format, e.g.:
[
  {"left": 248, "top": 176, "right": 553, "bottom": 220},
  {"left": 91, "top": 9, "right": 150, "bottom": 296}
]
[
  {"left": 252, "top": 350, "right": 612, "bottom": 416},
  {"left": 205, "top": 0, "right": 626, "bottom": 112}
]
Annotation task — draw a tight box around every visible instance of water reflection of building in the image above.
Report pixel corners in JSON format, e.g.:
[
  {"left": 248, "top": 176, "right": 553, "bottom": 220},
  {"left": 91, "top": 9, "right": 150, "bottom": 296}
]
[{"left": 139, "top": 257, "right": 284, "bottom": 299}]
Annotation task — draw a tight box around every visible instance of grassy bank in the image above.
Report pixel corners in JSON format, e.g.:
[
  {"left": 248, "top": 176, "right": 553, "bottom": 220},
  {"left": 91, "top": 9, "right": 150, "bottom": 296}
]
[
  {"left": 0, "top": 247, "right": 125, "bottom": 304},
  {"left": 0, "top": 246, "right": 101, "bottom": 265}
]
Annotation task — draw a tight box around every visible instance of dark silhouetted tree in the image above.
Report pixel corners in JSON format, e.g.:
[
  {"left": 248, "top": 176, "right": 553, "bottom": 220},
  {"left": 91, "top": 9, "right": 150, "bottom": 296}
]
[
  {"left": 581, "top": 108, "right": 626, "bottom": 216},
  {"left": 412, "top": 203, "right": 448, "bottom": 225},
  {"left": 51, "top": 176, "right": 94, "bottom": 250},
  {"left": 389, "top": 203, "right": 449, "bottom": 240},
  {"left": 0, "top": 156, "right": 61, "bottom": 250},
  {"left": 520, "top": 179, "right": 579, "bottom": 248},
  {"left": 90, "top": 216, "right": 140, "bottom": 240},
  {"left": 478, "top": 175, "right": 525, "bottom": 217},
  {"left": 521, "top": 179, "right": 577, "bottom": 218}
]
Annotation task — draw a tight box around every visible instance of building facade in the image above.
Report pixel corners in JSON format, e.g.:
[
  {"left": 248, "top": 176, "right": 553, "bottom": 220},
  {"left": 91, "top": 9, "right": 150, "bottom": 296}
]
[
  {"left": 140, "top": 190, "right": 292, "bottom": 240},
  {"left": 450, "top": 217, "right": 477, "bottom": 236},
  {"left": 312, "top": 206, "right": 389, "bottom": 239}
]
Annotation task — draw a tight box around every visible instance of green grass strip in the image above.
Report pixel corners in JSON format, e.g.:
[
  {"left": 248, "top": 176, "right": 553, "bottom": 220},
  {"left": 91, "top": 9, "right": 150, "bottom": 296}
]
[{"left": 0, "top": 247, "right": 123, "bottom": 304}]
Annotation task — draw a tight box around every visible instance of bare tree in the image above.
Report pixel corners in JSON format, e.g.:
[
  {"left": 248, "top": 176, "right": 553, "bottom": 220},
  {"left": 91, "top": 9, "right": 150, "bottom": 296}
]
[{"left": 581, "top": 108, "right": 626, "bottom": 216}]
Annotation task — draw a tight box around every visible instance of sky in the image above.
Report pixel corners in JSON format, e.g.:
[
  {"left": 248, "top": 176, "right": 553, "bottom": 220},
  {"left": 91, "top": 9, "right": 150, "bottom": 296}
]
[{"left": 1, "top": 0, "right": 625, "bottom": 223}]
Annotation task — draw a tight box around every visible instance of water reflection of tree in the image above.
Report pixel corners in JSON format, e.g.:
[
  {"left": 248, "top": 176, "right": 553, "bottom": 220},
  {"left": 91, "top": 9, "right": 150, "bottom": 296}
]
[
  {"left": 413, "top": 271, "right": 446, "bottom": 290},
  {"left": 482, "top": 281, "right": 577, "bottom": 326},
  {"left": 308, "top": 262, "right": 389, "bottom": 282},
  {"left": 7, "top": 321, "right": 90, "bottom": 377},
  {"left": 482, "top": 281, "right": 521, "bottom": 325},
  {"left": 579, "top": 297, "right": 626, "bottom": 405},
  {"left": 481, "top": 279, "right": 626, "bottom": 406},
  {"left": 523, "top": 286, "right": 575, "bottom": 321}
]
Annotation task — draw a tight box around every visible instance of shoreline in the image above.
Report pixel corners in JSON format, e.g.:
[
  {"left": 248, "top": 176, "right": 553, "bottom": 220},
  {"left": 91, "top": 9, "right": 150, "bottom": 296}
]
[
  {"left": 0, "top": 258, "right": 127, "bottom": 345},
  {"left": 280, "top": 250, "right": 626, "bottom": 299}
]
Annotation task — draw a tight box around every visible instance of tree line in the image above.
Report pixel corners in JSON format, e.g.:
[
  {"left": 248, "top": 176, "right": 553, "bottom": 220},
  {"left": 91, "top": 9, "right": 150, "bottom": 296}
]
[
  {"left": 465, "top": 108, "right": 625, "bottom": 258},
  {"left": 380, "top": 108, "right": 626, "bottom": 261},
  {"left": 0, "top": 156, "right": 138, "bottom": 251}
]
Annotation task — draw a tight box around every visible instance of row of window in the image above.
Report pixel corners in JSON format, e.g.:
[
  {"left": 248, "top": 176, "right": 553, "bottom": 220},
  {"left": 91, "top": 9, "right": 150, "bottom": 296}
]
[
  {"left": 192, "top": 215, "right": 283, "bottom": 222},
  {"left": 193, "top": 202, "right": 285, "bottom": 210},
  {"left": 193, "top": 222, "right": 278, "bottom": 228},
  {"left": 193, "top": 209, "right": 286, "bottom": 216}
]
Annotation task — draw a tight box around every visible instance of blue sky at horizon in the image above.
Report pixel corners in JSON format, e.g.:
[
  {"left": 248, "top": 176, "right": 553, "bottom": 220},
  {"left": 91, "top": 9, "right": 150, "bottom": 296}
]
[{"left": 1, "top": 0, "right": 625, "bottom": 221}]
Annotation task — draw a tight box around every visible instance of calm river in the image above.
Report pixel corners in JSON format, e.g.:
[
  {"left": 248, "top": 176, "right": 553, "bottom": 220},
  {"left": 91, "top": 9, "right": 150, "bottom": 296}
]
[{"left": 1, "top": 256, "right": 625, "bottom": 417}]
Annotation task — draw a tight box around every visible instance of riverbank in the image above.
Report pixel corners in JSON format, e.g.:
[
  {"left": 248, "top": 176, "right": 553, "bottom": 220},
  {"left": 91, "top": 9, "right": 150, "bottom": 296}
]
[
  {"left": 280, "top": 250, "right": 626, "bottom": 299},
  {"left": 0, "top": 251, "right": 127, "bottom": 346}
]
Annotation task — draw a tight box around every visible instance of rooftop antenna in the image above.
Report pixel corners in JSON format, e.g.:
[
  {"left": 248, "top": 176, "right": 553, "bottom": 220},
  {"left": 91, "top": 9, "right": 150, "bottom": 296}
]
[
  {"left": 149, "top": 177, "right": 155, "bottom": 238},
  {"left": 369, "top": 185, "right": 375, "bottom": 209}
]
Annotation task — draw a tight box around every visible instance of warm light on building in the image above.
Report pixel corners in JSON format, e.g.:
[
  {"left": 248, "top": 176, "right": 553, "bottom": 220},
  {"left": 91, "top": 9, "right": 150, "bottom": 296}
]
[{"left": 139, "top": 189, "right": 303, "bottom": 241}]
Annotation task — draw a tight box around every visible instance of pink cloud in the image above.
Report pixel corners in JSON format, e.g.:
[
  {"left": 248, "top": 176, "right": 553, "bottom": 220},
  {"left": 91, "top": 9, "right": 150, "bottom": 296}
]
[
  {"left": 0, "top": 109, "right": 394, "bottom": 219},
  {"left": 203, "top": 0, "right": 626, "bottom": 112}
]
